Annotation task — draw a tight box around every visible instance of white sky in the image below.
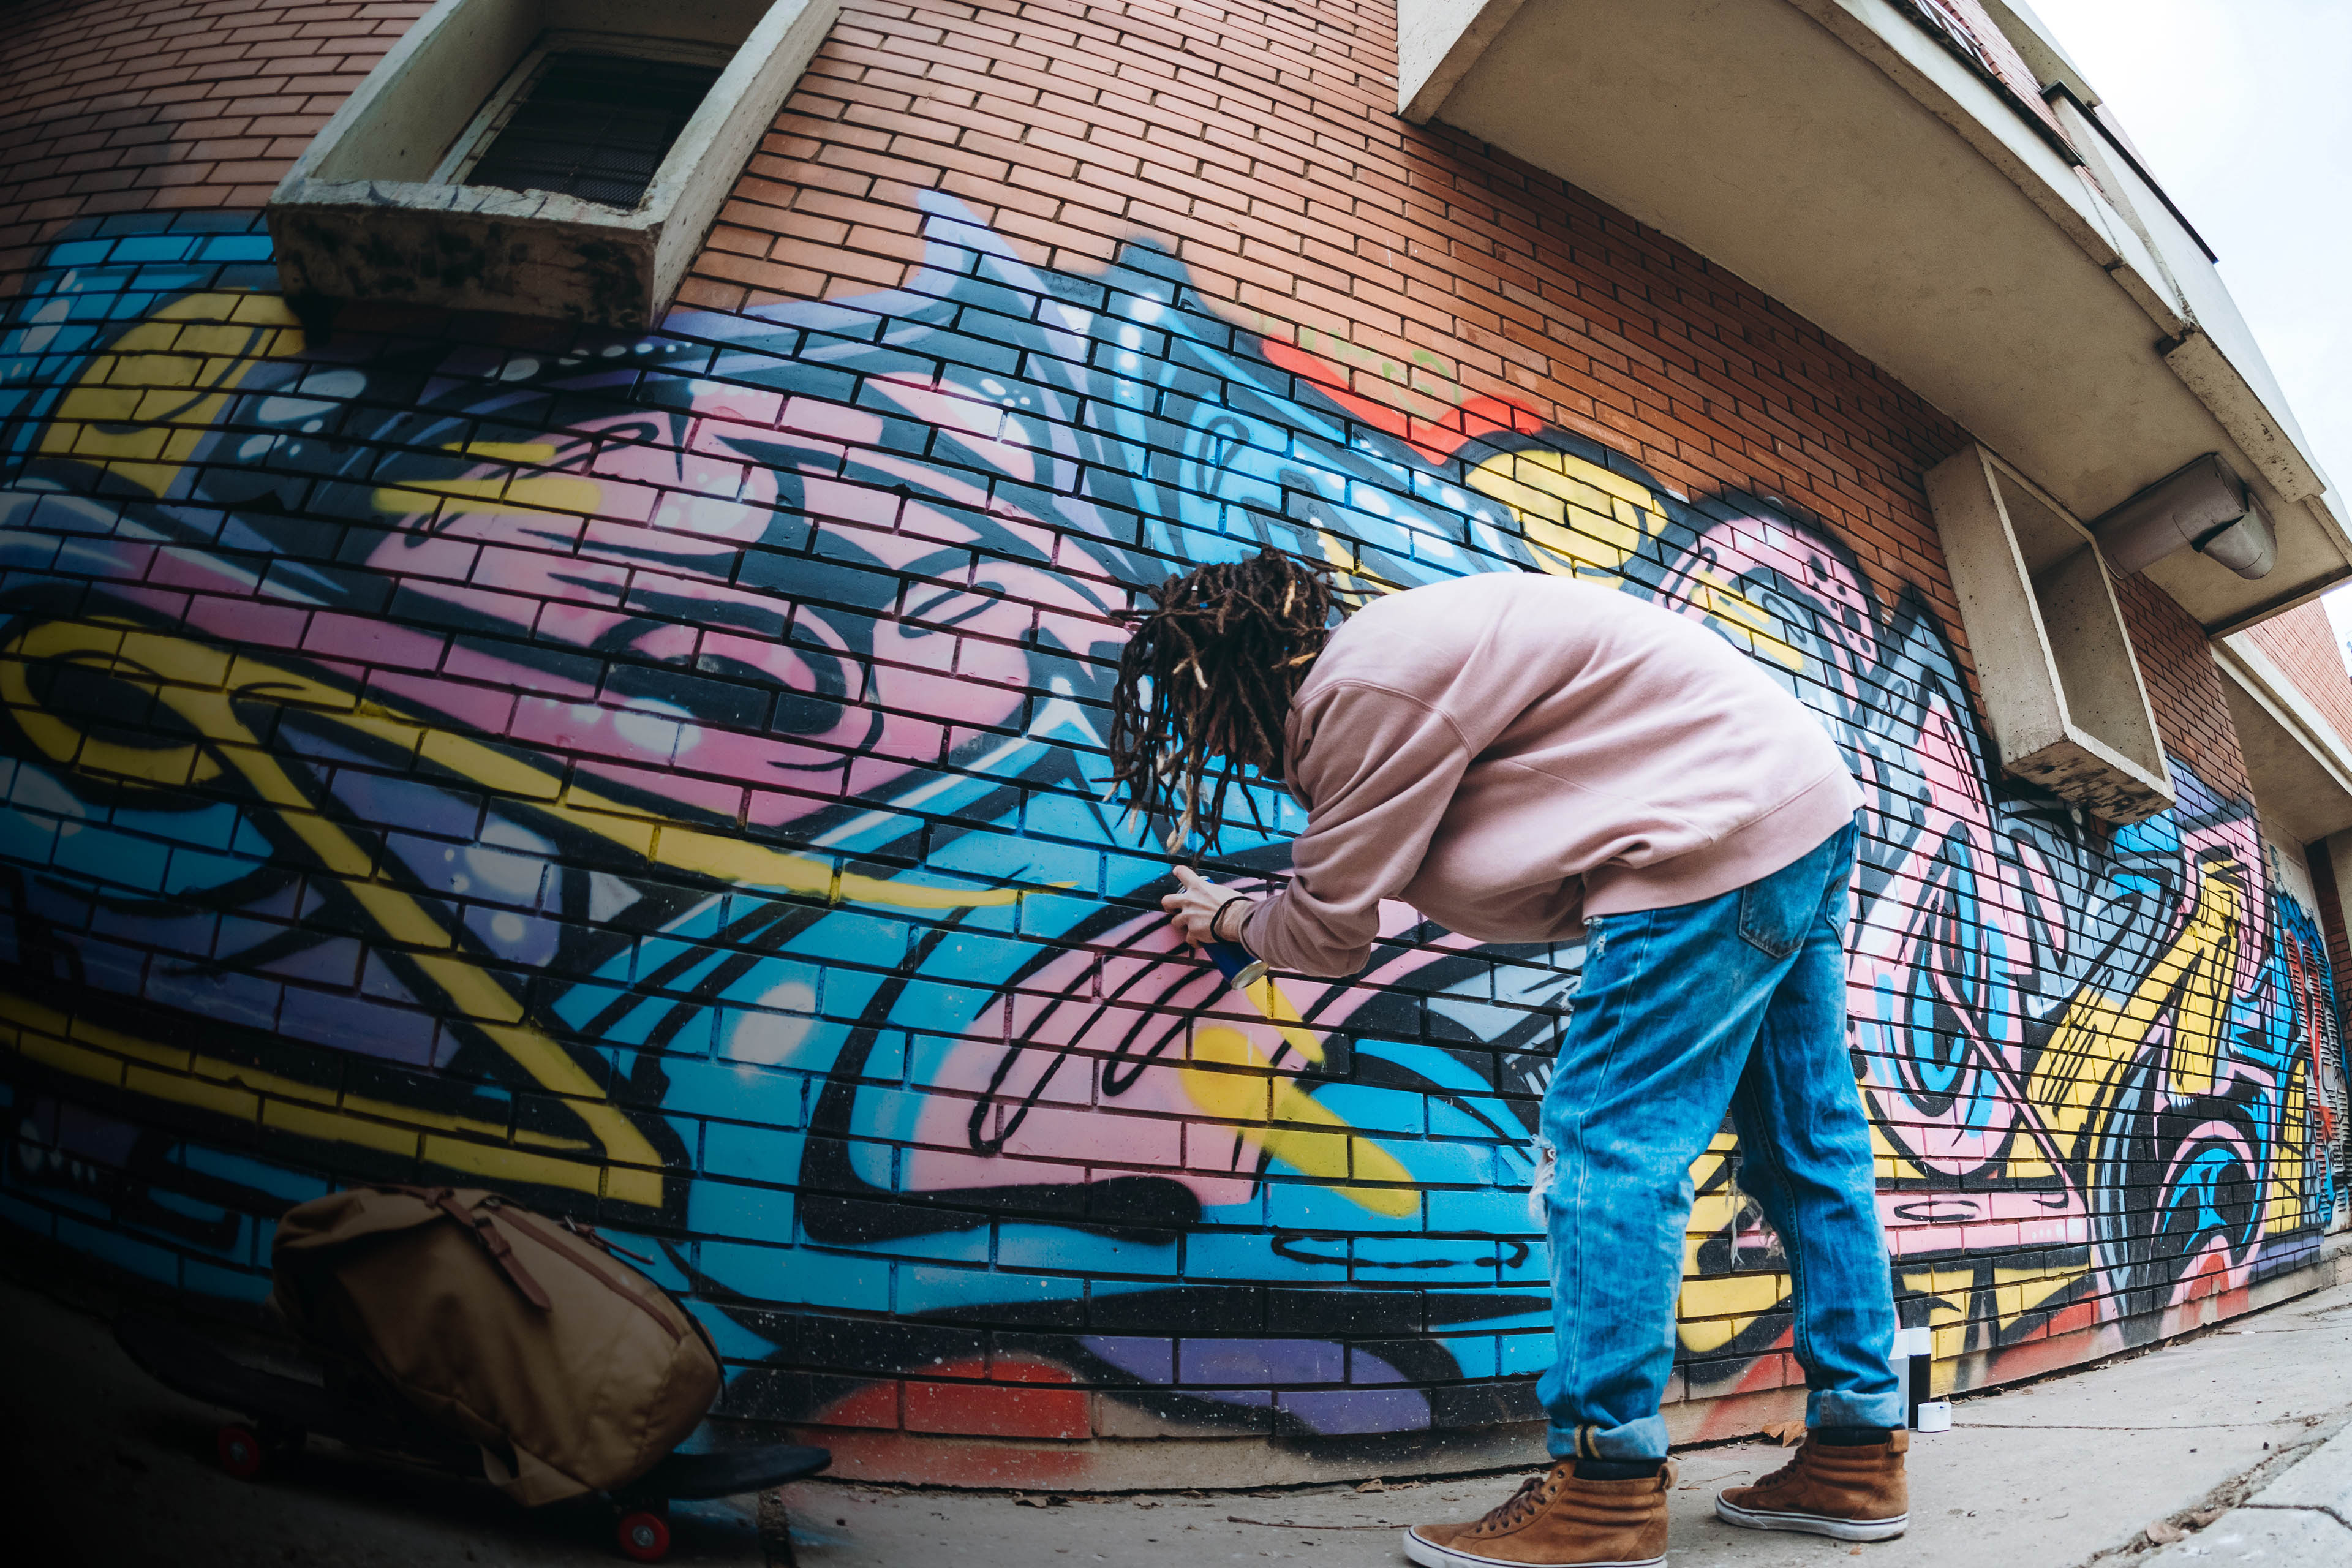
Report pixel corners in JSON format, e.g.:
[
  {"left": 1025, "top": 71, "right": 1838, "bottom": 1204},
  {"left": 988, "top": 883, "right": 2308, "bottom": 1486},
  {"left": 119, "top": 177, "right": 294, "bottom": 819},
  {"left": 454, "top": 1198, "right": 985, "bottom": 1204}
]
[{"left": 2024, "top": 1, "right": 2352, "bottom": 649}]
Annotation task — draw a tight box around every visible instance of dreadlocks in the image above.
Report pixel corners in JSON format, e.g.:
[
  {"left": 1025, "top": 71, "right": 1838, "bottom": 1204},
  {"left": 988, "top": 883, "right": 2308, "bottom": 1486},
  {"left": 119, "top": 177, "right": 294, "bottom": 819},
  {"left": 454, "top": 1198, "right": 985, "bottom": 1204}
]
[{"left": 1107, "top": 546, "right": 1341, "bottom": 853}]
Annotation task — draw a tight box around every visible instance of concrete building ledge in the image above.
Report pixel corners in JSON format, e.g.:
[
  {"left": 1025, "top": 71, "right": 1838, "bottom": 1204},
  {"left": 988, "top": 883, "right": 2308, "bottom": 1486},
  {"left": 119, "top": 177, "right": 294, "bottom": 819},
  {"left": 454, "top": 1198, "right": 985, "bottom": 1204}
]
[
  {"left": 1393, "top": 0, "right": 2350, "bottom": 635},
  {"left": 2215, "top": 636, "right": 2352, "bottom": 843},
  {"left": 266, "top": 0, "right": 838, "bottom": 328}
]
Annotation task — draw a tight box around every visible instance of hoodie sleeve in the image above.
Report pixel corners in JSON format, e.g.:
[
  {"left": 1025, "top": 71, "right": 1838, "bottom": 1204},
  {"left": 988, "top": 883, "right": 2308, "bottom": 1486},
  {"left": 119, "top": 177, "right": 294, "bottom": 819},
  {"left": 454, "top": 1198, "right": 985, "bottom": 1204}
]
[{"left": 1240, "top": 679, "right": 1473, "bottom": 977}]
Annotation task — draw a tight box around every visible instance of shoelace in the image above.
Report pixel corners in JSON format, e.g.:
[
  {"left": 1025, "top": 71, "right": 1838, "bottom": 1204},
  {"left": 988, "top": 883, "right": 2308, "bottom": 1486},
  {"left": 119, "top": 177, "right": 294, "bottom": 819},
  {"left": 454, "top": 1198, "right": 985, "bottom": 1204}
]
[
  {"left": 1474, "top": 1471, "right": 1555, "bottom": 1533},
  {"left": 1751, "top": 1445, "right": 1811, "bottom": 1492}
]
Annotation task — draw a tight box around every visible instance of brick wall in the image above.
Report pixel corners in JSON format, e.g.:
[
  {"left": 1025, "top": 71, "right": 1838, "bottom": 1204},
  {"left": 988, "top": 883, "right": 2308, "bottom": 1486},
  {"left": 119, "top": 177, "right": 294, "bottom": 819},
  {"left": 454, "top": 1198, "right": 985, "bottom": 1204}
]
[
  {"left": 2244, "top": 599, "right": 2352, "bottom": 756},
  {"left": 2116, "top": 574, "right": 2253, "bottom": 801},
  {"left": 0, "top": 0, "right": 425, "bottom": 284},
  {"left": 2308, "top": 842, "right": 2352, "bottom": 1016},
  {"left": 687, "top": 0, "right": 1975, "bottom": 629},
  {"left": 0, "top": 0, "right": 2342, "bottom": 1488},
  {"left": 2235, "top": 601, "right": 2352, "bottom": 1011}
]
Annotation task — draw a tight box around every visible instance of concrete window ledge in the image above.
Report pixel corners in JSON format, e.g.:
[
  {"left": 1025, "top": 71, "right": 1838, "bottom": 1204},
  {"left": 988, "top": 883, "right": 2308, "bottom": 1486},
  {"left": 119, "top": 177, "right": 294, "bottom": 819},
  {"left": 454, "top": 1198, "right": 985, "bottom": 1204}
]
[
  {"left": 1928, "top": 445, "right": 2176, "bottom": 823},
  {"left": 266, "top": 0, "right": 839, "bottom": 329}
]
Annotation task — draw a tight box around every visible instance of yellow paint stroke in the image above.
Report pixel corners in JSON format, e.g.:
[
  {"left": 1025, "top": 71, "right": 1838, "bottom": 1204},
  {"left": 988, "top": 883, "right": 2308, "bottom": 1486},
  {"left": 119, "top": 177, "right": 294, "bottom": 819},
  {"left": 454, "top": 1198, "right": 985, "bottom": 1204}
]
[
  {"left": 37, "top": 292, "right": 304, "bottom": 497},
  {"left": 1676, "top": 1132, "right": 1786, "bottom": 1355},
  {"left": 1686, "top": 566, "right": 1804, "bottom": 671},
  {"left": 1466, "top": 448, "right": 1661, "bottom": 583},
  {"left": 1679, "top": 1133, "right": 1740, "bottom": 1279},
  {"left": 1679, "top": 1270, "right": 1789, "bottom": 1331},
  {"left": 2027, "top": 852, "right": 2245, "bottom": 1170},
  {"left": 1308, "top": 527, "right": 1396, "bottom": 610},
  {"left": 10, "top": 618, "right": 1020, "bottom": 913},
  {"left": 135, "top": 681, "right": 663, "bottom": 1205},
  {"left": 1671, "top": 1135, "right": 2091, "bottom": 1366},
  {"left": 2266, "top": 1060, "right": 2309, "bottom": 1238},
  {"left": 1868, "top": 1117, "right": 1918, "bottom": 1185},
  {"left": 6, "top": 617, "right": 1032, "bottom": 1204},
  {"left": 1180, "top": 1026, "right": 1416, "bottom": 1216},
  {"left": 1234, "top": 972, "right": 1326, "bottom": 1066},
  {"left": 1994, "top": 1265, "right": 2086, "bottom": 1329},
  {"left": 1464, "top": 448, "right": 1801, "bottom": 669},
  {"left": 1893, "top": 1262, "right": 2084, "bottom": 1374},
  {"left": 0, "top": 990, "right": 619, "bottom": 1199},
  {"left": 371, "top": 442, "right": 602, "bottom": 520}
]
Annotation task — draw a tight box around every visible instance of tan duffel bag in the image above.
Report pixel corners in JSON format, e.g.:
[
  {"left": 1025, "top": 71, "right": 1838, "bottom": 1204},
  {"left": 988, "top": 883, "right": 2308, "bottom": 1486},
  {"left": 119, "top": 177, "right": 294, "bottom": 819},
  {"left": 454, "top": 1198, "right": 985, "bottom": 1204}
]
[{"left": 271, "top": 1185, "right": 721, "bottom": 1506}]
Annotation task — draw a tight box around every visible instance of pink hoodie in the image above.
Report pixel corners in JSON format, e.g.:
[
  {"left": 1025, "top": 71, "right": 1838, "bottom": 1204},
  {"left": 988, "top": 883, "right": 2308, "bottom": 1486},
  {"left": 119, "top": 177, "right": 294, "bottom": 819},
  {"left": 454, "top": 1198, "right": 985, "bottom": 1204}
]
[{"left": 1239, "top": 573, "right": 1862, "bottom": 977}]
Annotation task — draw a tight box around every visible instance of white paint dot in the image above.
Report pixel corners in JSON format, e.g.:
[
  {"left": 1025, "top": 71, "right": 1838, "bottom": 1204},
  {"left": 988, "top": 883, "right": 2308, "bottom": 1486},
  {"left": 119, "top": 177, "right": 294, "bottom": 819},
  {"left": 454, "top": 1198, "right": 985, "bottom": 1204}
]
[
  {"left": 465, "top": 845, "right": 540, "bottom": 895},
  {"left": 614, "top": 698, "right": 697, "bottom": 756},
  {"left": 21, "top": 296, "right": 70, "bottom": 354},
  {"left": 687, "top": 495, "right": 750, "bottom": 533},
  {"left": 256, "top": 395, "right": 334, "bottom": 424},
  {"left": 729, "top": 981, "right": 816, "bottom": 1065}
]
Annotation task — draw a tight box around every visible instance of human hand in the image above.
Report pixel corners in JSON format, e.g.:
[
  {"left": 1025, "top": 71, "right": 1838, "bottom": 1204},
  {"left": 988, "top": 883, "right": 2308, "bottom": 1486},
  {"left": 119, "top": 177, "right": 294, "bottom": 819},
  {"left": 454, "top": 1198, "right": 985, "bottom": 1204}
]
[{"left": 1162, "top": 865, "right": 1250, "bottom": 950}]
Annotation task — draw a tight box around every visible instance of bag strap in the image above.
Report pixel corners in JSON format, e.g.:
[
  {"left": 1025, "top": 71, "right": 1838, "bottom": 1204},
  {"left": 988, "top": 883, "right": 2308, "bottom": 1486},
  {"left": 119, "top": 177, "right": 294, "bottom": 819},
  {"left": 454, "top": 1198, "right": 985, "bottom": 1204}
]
[
  {"left": 493, "top": 1205, "right": 681, "bottom": 1344},
  {"left": 395, "top": 1186, "right": 554, "bottom": 1310},
  {"left": 560, "top": 1215, "right": 656, "bottom": 1268}
]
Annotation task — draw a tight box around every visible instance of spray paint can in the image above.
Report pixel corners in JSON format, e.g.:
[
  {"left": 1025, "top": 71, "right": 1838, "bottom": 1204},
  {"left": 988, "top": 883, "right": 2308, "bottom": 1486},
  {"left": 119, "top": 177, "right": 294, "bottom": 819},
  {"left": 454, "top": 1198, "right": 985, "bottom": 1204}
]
[
  {"left": 1204, "top": 941, "right": 1267, "bottom": 990},
  {"left": 1893, "top": 1326, "right": 1950, "bottom": 1431}
]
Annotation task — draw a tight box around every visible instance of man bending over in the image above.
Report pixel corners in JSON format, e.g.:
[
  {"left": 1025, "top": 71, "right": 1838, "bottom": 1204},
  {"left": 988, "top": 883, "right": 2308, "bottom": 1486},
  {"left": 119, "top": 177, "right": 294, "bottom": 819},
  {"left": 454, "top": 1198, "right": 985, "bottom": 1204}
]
[{"left": 1114, "top": 549, "right": 1909, "bottom": 1568}]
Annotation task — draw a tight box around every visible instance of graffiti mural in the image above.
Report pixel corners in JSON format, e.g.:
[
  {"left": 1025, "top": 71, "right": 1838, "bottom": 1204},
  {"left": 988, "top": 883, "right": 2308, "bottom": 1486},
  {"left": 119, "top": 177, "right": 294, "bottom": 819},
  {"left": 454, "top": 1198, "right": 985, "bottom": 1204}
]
[{"left": 0, "top": 198, "right": 2342, "bottom": 1470}]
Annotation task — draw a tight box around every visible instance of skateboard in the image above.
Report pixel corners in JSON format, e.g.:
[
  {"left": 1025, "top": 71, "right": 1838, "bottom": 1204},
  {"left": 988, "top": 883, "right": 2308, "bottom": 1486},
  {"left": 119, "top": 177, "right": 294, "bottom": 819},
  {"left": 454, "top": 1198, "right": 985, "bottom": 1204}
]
[{"left": 113, "top": 1312, "right": 832, "bottom": 1562}]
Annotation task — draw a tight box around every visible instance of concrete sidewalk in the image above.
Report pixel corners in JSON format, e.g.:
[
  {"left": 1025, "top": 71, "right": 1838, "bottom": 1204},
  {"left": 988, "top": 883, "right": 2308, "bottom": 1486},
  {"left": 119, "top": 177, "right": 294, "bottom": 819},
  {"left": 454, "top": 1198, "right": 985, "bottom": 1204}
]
[
  {"left": 7, "top": 1266, "right": 2352, "bottom": 1568},
  {"left": 776, "top": 1276, "right": 2352, "bottom": 1567}
]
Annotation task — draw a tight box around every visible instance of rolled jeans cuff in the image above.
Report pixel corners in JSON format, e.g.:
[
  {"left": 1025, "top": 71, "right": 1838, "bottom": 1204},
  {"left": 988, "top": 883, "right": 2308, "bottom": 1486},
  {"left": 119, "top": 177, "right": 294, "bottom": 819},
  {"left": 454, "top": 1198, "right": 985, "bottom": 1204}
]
[
  {"left": 1547, "top": 1412, "right": 1671, "bottom": 1463},
  {"left": 1808, "top": 1387, "right": 1906, "bottom": 1431}
]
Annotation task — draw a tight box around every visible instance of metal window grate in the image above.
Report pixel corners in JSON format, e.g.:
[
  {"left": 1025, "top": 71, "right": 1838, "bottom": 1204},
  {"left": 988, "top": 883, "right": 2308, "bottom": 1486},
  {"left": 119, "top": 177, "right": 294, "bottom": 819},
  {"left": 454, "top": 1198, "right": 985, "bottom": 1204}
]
[{"left": 464, "top": 53, "right": 723, "bottom": 211}]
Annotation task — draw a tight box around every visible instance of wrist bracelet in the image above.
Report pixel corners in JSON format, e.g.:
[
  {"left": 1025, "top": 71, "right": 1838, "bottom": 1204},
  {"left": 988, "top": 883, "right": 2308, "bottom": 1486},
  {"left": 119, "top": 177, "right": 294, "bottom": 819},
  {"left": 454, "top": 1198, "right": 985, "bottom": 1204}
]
[{"left": 1213, "top": 897, "right": 1249, "bottom": 945}]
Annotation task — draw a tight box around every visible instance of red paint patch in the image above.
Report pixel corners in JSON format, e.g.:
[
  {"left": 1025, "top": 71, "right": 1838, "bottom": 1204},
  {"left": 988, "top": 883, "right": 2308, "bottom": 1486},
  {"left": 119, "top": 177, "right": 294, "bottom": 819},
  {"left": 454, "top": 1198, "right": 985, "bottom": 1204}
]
[
  {"left": 1668, "top": 1385, "right": 1807, "bottom": 1446},
  {"left": 905, "top": 1373, "right": 1091, "bottom": 1439},
  {"left": 1974, "top": 1317, "right": 2118, "bottom": 1384},
  {"left": 1259, "top": 338, "right": 1545, "bottom": 465}
]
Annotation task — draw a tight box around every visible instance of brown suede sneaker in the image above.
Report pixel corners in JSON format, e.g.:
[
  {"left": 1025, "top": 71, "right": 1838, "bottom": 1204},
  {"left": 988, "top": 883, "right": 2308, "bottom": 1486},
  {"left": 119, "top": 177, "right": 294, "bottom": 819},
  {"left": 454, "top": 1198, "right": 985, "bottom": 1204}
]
[
  {"left": 1403, "top": 1460, "right": 1672, "bottom": 1567},
  {"left": 1714, "top": 1429, "right": 1909, "bottom": 1541}
]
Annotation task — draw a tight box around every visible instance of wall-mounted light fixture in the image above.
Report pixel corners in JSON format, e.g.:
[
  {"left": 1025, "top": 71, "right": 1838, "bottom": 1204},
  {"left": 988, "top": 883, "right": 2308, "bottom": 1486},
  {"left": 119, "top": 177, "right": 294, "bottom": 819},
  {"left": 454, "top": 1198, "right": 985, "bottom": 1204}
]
[{"left": 2091, "top": 454, "right": 2276, "bottom": 580}]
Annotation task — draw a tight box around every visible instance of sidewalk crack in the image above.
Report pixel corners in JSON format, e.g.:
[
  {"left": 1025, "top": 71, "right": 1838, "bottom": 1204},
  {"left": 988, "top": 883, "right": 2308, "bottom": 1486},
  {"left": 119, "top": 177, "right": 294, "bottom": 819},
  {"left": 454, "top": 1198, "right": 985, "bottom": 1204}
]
[
  {"left": 2236, "top": 1502, "right": 2352, "bottom": 1532},
  {"left": 1954, "top": 1420, "right": 2312, "bottom": 1431}
]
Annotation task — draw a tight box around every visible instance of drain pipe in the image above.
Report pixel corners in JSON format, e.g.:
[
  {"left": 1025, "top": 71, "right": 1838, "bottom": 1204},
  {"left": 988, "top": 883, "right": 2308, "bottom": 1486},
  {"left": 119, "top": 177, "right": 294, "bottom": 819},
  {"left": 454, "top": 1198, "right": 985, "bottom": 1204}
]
[{"left": 2092, "top": 454, "right": 2276, "bottom": 579}]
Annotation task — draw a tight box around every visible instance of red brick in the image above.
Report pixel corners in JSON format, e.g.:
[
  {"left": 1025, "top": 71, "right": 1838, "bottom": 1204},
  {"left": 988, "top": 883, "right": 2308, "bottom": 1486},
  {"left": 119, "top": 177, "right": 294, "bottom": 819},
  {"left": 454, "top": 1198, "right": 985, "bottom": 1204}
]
[{"left": 903, "top": 1378, "right": 1090, "bottom": 1440}]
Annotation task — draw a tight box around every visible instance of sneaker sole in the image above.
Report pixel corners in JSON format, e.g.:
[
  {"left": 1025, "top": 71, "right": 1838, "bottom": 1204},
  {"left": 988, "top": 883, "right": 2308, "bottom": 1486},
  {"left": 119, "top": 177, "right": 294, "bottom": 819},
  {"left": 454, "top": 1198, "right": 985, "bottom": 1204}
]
[
  {"left": 1401, "top": 1529, "right": 1665, "bottom": 1568},
  {"left": 1713, "top": 1495, "right": 1909, "bottom": 1542}
]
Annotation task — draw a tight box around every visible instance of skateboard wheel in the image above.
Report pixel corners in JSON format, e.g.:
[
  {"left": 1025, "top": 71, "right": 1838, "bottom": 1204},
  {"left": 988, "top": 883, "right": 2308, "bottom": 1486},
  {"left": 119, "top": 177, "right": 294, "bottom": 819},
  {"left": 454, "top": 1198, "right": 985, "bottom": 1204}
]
[
  {"left": 616, "top": 1510, "right": 671, "bottom": 1563},
  {"left": 217, "top": 1423, "right": 266, "bottom": 1481}
]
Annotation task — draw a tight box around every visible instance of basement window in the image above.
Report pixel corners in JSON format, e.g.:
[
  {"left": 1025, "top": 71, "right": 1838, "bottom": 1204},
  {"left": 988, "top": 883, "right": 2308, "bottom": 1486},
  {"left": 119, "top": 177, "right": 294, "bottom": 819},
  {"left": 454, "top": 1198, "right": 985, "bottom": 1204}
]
[
  {"left": 267, "top": 0, "right": 840, "bottom": 329},
  {"left": 1927, "top": 445, "right": 2175, "bottom": 823}
]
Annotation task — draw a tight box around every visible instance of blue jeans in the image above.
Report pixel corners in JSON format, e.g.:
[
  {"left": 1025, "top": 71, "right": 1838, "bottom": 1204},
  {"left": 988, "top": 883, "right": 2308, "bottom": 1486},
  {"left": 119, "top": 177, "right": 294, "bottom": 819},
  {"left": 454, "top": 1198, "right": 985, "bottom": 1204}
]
[{"left": 1535, "top": 821, "right": 1901, "bottom": 1460}]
